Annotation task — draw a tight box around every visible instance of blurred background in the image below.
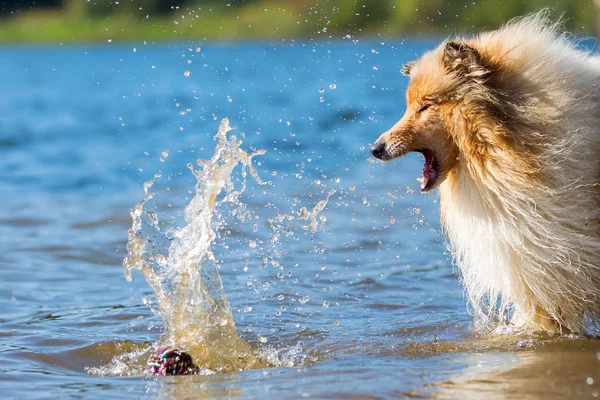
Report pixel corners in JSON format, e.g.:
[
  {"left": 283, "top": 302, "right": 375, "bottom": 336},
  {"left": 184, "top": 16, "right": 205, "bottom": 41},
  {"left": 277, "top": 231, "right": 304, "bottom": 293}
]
[{"left": 0, "top": 0, "right": 598, "bottom": 43}]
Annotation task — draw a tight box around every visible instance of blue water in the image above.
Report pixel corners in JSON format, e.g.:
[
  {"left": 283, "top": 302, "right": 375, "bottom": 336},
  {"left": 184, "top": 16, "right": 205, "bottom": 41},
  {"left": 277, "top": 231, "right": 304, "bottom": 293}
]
[{"left": 2, "top": 41, "right": 599, "bottom": 398}]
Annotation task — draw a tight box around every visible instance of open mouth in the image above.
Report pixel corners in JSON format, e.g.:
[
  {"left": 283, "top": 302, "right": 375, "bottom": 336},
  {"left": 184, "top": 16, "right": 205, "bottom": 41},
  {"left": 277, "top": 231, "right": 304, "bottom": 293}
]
[{"left": 415, "top": 149, "right": 438, "bottom": 192}]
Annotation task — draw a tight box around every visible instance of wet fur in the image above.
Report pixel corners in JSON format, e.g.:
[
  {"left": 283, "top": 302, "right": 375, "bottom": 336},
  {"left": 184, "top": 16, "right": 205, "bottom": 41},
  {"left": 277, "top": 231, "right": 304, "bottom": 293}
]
[{"left": 379, "top": 13, "right": 600, "bottom": 333}]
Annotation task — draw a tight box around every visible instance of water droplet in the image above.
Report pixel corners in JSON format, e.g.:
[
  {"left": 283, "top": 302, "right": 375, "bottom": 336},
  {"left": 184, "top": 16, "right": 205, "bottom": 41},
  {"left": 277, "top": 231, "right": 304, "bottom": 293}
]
[
  {"left": 319, "top": 97, "right": 324, "bottom": 103},
  {"left": 143, "top": 179, "right": 154, "bottom": 194},
  {"left": 299, "top": 296, "right": 309, "bottom": 304},
  {"left": 165, "top": 228, "right": 176, "bottom": 240},
  {"left": 322, "top": 301, "right": 329, "bottom": 308},
  {"left": 184, "top": 70, "right": 191, "bottom": 77},
  {"left": 329, "top": 83, "right": 337, "bottom": 89}
]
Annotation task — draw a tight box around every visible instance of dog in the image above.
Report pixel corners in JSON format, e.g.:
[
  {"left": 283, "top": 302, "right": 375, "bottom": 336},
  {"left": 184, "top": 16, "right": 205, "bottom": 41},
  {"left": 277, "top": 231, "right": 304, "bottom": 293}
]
[{"left": 370, "top": 13, "right": 600, "bottom": 334}]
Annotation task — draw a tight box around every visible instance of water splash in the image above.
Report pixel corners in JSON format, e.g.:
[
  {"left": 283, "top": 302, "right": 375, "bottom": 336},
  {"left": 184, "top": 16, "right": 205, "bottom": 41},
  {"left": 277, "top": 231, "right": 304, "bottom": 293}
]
[
  {"left": 269, "top": 189, "right": 337, "bottom": 234},
  {"left": 123, "top": 118, "right": 268, "bottom": 373}
]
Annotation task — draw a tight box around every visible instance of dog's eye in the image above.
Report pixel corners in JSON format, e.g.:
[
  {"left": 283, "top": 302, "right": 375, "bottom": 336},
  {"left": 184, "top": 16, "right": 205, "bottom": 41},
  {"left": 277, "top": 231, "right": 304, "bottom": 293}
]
[{"left": 418, "top": 103, "right": 431, "bottom": 113}]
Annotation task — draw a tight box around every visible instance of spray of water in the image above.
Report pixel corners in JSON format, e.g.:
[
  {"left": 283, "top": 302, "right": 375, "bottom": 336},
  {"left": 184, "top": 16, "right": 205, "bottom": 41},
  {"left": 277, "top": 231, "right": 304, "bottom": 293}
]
[{"left": 123, "top": 118, "right": 269, "bottom": 372}]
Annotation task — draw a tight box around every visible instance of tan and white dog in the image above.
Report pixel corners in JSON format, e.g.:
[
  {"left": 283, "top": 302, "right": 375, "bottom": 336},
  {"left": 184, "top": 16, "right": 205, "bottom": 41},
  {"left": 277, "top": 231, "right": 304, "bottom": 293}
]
[{"left": 370, "top": 13, "right": 600, "bottom": 334}]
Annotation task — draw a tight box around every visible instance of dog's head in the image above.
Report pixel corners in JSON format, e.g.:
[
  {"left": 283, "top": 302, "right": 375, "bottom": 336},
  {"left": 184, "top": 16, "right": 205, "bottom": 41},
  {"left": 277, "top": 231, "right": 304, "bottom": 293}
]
[{"left": 370, "top": 41, "right": 493, "bottom": 192}]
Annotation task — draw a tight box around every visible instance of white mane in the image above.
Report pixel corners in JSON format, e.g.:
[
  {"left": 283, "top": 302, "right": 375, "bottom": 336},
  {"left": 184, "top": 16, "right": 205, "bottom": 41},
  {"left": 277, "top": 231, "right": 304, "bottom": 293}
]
[{"left": 439, "top": 13, "right": 600, "bottom": 333}]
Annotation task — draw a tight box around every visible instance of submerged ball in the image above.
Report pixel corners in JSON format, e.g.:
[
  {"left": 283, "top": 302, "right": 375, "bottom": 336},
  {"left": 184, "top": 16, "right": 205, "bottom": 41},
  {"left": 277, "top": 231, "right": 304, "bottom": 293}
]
[{"left": 147, "top": 346, "right": 195, "bottom": 376}]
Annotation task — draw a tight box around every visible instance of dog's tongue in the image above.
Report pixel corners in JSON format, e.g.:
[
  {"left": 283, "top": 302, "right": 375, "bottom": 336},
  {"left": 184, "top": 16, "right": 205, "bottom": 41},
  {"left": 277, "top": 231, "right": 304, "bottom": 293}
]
[{"left": 420, "top": 149, "right": 437, "bottom": 191}]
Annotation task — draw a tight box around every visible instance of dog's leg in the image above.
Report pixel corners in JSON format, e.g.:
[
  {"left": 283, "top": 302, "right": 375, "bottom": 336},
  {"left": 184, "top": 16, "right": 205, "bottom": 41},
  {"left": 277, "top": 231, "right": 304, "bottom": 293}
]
[{"left": 511, "top": 305, "right": 564, "bottom": 334}]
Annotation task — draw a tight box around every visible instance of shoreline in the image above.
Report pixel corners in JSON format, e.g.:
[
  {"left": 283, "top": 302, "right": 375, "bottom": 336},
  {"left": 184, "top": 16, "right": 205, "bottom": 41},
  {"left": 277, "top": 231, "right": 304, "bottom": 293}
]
[{"left": 0, "top": 7, "right": 595, "bottom": 45}]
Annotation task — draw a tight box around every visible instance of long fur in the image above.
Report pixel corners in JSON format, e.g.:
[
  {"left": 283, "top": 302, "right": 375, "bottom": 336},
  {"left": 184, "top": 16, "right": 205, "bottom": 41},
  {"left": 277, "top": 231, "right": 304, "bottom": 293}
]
[{"left": 436, "top": 13, "right": 600, "bottom": 333}]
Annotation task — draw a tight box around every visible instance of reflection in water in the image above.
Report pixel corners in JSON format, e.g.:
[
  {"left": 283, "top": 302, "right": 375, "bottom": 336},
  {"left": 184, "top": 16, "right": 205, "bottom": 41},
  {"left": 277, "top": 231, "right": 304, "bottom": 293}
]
[
  {"left": 429, "top": 336, "right": 600, "bottom": 399},
  {"left": 138, "top": 331, "right": 600, "bottom": 398},
  {"left": 146, "top": 374, "right": 244, "bottom": 399}
]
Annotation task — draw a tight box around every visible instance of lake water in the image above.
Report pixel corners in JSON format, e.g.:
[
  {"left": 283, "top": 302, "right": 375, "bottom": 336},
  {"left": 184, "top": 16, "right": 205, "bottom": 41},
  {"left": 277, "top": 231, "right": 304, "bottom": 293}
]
[{"left": 2, "top": 40, "right": 600, "bottom": 399}]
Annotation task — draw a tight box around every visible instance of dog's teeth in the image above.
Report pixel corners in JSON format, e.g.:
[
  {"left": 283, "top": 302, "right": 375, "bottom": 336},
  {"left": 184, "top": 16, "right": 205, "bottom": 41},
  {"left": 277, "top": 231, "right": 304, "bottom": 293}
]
[{"left": 417, "top": 177, "right": 425, "bottom": 183}]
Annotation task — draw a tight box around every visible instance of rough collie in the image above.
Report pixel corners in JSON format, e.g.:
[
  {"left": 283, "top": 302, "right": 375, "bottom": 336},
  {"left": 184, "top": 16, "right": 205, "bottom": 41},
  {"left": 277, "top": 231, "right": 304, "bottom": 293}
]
[{"left": 370, "top": 13, "right": 600, "bottom": 334}]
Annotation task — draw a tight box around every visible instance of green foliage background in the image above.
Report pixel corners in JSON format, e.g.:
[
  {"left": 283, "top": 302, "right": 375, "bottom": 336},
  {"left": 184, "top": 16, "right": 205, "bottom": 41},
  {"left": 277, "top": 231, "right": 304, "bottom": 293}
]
[{"left": 0, "top": 0, "right": 597, "bottom": 43}]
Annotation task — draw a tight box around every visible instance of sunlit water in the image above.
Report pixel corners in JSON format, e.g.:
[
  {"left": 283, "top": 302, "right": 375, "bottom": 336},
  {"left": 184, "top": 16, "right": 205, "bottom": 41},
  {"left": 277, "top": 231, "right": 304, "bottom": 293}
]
[{"left": 2, "top": 41, "right": 600, "bottom": 398}]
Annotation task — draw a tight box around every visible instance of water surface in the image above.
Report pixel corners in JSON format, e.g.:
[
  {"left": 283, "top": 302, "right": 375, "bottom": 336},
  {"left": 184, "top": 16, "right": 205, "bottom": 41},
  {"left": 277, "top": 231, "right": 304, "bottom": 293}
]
[{"left": 1, "top": 41, "right": 599, "bottom": 398}]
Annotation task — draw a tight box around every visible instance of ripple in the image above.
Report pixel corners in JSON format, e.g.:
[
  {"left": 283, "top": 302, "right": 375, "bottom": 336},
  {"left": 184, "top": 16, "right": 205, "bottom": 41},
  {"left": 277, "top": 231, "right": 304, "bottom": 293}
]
[{"left": 0, "top": 217, "right": 51, "bottom": 227}]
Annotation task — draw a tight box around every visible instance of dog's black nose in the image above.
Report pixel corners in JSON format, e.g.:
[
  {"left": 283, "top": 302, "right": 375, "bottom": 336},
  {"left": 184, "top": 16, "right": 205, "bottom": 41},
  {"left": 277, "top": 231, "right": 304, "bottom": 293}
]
[{"left": 370, "top": 142, "right": 387, "bottom": 160}]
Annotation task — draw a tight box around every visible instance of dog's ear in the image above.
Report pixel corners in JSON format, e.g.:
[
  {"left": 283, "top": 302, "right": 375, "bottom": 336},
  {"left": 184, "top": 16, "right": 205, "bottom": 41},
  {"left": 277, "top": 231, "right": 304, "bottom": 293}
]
[
  {"left": 443, "top": 41, "right": 488, "bottom": 77},
  {"left": 401, "top": 61, "right": 415, "bottom": 76}
]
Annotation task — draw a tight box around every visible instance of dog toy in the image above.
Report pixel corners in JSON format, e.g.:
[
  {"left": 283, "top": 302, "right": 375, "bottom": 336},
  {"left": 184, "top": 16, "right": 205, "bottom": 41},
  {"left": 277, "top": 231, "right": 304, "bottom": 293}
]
[{"left": 147, "top": 346, "right": 196, "bottom": 376}]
